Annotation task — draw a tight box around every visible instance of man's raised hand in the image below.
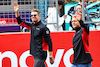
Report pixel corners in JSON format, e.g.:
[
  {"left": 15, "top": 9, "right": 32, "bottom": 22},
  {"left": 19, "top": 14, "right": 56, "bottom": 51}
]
[{"left": 13, "top": 2, "right": 19, "bottom": 13}]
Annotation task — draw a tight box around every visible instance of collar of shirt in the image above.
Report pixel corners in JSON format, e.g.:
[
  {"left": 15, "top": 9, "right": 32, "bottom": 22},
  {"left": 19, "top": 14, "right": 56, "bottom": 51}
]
[
  {"left": 75, "top": 27, "right": 81, "bottom": 32},
  {"left": 34, "top": 21, "right": 41, "bottom": 26}
]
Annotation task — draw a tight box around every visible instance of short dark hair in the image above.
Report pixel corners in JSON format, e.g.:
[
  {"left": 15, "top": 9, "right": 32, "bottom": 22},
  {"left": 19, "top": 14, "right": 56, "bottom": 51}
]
[
  {"left": 80, "top": 0, "right": 82, "bottom": 2},
  {"left": 58, "top": 0, "right": 64, "bottom": 5},
  {"left": 54, "top": 0, "right": 64, "bottom": 6}
]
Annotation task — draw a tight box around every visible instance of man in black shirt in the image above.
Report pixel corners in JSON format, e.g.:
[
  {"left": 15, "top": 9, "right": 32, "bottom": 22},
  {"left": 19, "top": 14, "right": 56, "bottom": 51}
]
[
  {"left": 13, "top": 2, "right": 54, "bottom": 67},
  {"left": 70, "top": 11, "right": 93, "bottom": 67}
]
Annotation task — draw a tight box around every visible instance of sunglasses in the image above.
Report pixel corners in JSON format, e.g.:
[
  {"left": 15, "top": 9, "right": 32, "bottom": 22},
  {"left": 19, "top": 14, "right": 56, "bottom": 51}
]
[{"left": 30, "top": 14, "right": 37, "bottom": 17}]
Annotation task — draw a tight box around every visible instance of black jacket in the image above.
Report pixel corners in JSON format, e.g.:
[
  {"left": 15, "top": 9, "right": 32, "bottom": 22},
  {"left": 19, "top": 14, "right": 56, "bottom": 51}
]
[
  {"left": 16, "top": 17, "right": 52, "bottom": 60},
  {"left": 73, "top": 20, "right": 93, "bottom": 64}
]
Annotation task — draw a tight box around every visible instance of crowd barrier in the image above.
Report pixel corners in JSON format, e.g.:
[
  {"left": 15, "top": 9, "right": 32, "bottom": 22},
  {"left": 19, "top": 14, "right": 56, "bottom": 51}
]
[{"left": 0, "top": 31, "right": 100, "bottom": 67}]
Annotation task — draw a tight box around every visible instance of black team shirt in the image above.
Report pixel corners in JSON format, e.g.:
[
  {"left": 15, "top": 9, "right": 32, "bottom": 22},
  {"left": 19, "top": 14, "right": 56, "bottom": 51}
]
[
  {"left": 16, "top": 16, "right": 52, "bottom": 60},
  {"left": 73, "top": 20, "right": 93, "bottom": 64}
]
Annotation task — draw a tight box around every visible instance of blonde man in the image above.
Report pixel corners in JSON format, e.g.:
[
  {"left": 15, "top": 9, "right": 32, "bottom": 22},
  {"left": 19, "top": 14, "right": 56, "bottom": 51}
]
[{"left": 13, "top": 2, "right": 54, "bottom": 67}]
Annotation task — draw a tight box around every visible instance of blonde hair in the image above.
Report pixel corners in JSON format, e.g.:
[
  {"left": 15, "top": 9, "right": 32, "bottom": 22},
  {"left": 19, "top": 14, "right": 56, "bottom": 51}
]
[{"left": 31, "top": 9, "right": 40, "bottom": 15}]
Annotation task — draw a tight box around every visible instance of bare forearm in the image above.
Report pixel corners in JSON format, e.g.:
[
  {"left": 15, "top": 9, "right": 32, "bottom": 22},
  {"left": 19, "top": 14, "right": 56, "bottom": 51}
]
[
  {"left": 15, "top": 11, "right": 20, "bottom": 18},
  {"left": 49, "top": 51, "right": 54, "bottom": 64},
  {"left": 49, "top": 51, "right": 53, "bottom": 57}
]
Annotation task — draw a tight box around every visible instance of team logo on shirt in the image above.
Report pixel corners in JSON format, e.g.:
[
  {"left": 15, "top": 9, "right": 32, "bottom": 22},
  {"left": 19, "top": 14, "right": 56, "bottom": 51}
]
[
  {"left": 46, "top": 30, "right": 49, "bottom": 34},
  {"left": 36, "top": 28, "right": 40, "bottom": 30}
]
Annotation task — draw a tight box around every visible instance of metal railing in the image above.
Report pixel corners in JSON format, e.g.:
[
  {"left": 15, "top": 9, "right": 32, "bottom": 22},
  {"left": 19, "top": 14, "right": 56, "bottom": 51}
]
[{"left": 0, "top": 0, "right": 100, "bottom": 32}]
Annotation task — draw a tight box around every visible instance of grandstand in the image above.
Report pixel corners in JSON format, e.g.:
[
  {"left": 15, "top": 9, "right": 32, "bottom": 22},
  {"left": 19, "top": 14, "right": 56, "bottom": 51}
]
[
  {"left": 0, "top": 0, "right": 100, "bottom": 32},
  {"left": 0, "top": 0, "right": 55, "bottom": 32}
]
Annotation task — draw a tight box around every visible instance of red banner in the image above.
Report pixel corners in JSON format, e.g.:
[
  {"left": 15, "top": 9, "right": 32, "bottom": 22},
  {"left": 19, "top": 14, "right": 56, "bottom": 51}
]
[
  {"left": 0, "top": 18, "right": 7, "bottom": 25},
  {"left": 0, "top": 31, "right": 100, "bottom": 67},
  {"left": 9, "top": 19, "right": 17, "bottom": 24}
]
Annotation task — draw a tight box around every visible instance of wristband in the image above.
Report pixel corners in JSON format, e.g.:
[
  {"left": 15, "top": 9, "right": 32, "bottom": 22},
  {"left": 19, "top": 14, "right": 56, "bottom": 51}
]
[{"left": 49, "top": 57, "right": 53, "bottom": 59}]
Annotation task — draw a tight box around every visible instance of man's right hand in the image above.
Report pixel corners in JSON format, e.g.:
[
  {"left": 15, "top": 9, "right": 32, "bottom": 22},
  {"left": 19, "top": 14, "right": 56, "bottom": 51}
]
[
  {"left": 13, "top": 2, "right": 19, "bottom": 13},
  {"left": 49, "top": 57, "right": 54, "bottom": 64}
]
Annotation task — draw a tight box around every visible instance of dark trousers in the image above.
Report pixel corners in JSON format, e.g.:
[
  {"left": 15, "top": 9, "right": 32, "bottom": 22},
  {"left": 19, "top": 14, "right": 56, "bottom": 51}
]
[
  {"left": 34, "top": 58, "right": 46, "bottom": 67},
  {"left": 71, "top": 63, "right": 92, "bottom": 67}
]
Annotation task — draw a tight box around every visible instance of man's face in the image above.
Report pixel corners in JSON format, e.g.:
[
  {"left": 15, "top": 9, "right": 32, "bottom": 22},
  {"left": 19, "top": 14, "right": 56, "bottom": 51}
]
[
  {"left": 75, "top": 5, "right": 82, "bottom": 13},
  {"left": 80, "top": 0, "right": 87, "bottom": 7},
  {"left": 84, "top": 0, "right": 87, "bottom": 7},
  {"left": 58, "top": 5, "right": 62, "bottom": 10},
  {"left": 31, "top": 12, "right": 40, "bottom": 23},
  {"left": 72, "top": 17, "right": 81, "bottom": 29}
]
